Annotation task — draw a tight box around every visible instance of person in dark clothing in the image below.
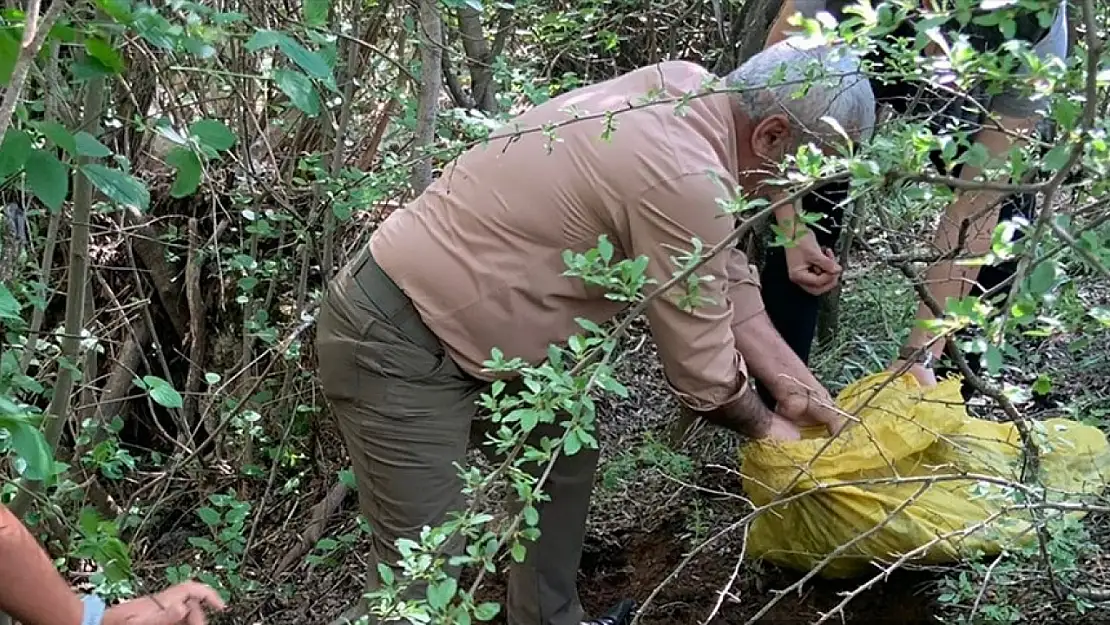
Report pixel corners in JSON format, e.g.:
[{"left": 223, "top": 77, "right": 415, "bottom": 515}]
[{"left": 755, "top": 0, "right": 1068, "bottom": 404}]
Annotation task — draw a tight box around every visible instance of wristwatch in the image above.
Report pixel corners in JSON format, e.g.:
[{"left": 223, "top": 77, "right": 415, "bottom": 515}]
[
  {"left": 897, "top": 345, "right": 935, "bottom": 369},
  {"left": 82, "top": 595, "right": 107, "bottom": 625}
]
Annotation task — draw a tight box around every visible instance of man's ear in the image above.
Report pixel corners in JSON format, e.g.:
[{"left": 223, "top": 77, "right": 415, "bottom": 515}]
[{"left": 750, "top": 113, "right": 794, "bottom": 162}]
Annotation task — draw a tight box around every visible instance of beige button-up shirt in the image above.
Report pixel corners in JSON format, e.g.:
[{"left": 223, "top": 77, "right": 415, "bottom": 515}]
[{"left": 371, "top": 60, "right": 765, "bottom": 412}]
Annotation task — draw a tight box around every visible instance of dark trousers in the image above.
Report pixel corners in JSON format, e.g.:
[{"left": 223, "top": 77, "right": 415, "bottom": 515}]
[
  {"left": 754, "top": 48, "right": 1039, "bottom": 406},
  {"left": 316, "top": 248, "right": 597, "bottom": 625}
]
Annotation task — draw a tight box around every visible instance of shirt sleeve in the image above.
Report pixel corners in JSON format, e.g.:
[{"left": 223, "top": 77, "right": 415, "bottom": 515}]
[
  {"left": 625, "top": 171, "right": 755, "bottom": 412},
  {"left": 724, "top": 247, "right": 764, "bottom": 328}
]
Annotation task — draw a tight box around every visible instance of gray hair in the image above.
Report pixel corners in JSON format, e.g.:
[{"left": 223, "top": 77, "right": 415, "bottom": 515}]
[{"left": 725, "top": 37, "right": 876, "bottom": 147}]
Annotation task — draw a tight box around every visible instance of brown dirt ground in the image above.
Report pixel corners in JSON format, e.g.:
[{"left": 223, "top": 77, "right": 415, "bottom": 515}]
[{"left": 235, "top": 296, "right": 1110, "bottom": 624}]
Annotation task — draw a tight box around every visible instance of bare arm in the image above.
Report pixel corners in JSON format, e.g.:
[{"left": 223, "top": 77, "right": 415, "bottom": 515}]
[
  {"left": 900, "top": 115, "right": 1037, "bottom": 361},
  {"left": 764, "top": 0, "right": 799, "bottom": 48},
  {"left": 0, "top": 505, "right": 84, "bottom": 625}
]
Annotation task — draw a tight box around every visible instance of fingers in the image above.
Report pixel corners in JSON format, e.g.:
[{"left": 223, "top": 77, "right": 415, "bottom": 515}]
[
  {"left": 791, "top": 268, "right": 839, "bottom": 295},
  {"left": 180, "top": 583, "right": 226, "bottom": 611},
  {"left": 815, "top": 246, "right": 843, "bottom": 275},
  {"left": 186, "top": 599, "right": 207, "bottom": 625},
  {"left": 763, "top": 414, "right": 803, "bottom": 441},
  {"left": 156, "top": 582, "right": 226, "bottom": 624}
]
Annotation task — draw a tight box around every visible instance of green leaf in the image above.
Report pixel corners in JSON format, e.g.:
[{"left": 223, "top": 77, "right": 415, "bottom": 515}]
[
  {"left": 304, "top": 0, "right": 330, "bottom": 28},
  {"left": 0, "top": 27, "right": 19, "bottom": 86},
  {"left": 49, "top": 24, "right": 79, "bottom": 43},
  {"left": 962, "top": 143, "right": 990, "bottom": 168},
  {"left": 0, "top": 129, "right": 33, "bottom": 178},
  {"left": 165, "top": 146, "right": 203, "bottom": 198},
  {"left": 522, "top": 505, "right": 539, "bottom": 527},
  {"left": 71, "top": 55, "right": 117, "bottom": 81},
  {"left": 597, "top": 235, "right": 614, "bottom": 264},
  {"left": 188, "top": 119, "right": 237, "bottom": 151},
  {"left": 984, "top": 344, "right": 1003, "bottom": 376},
  {"left": 84, "top": 37, "right": 126, "bottom": 74},
  {"left": 132, "top": 8, "right": 176, "bottom": 49},
  {"left": 81, "top": 164, "right": 150, "bottom": 210},
  {"left": 245, "top": 29, "right": 283, "bottom": 52},
  {"left": 376, "top": 563, "right": 395, "bottom": 585},
  {"left": 25, "top": 149, "right": 69, "bottom": 212},
  {"left": 35, "top": 121, "right": 76, "bottom": 154},
  {"left": 425, "top": 577, "right": 457, "bottom": 610},
  {"left": 273, "top": 69, "right": 320, "bottom": 116},
  {"left": 94, "top": 0, "right": 135, "bottom": 24},
  {"left": 196, "top": 506, "right": 222, "bottom": 526},
  {"left": 474, "top": 602, "right": 500, "bottom": 622},
  {"left": 563, "top": 430, "right": 582, "bottom": 455},
  {"left": 78, "top": 507, "right": 102, "bottom": 536},
  {"left": 99, "top": 537, "right": 133, "bottom": 581},
  {"left": 74, "top": 131, "right": 112, "bottom": 157},
  {"left": 276, "top": 36, "right": 332, "bottom": 82},
  {"left": 141, "top": 375, "right": 183, "bottom": 409},
  {"left": 1031, "top": 374, "right": 1052, "bottom": 396},
  {"left": 0, "top": 282, "right": 22, "bottom": 322},
  {"left": 8, "top": 420, "right": 53, "bottom": 481},
  {"left": 1027, "top": 260, "right": 1058, "bottom": 295},
  {"left": 510, "top": 542, "right": 527, "bottom": 563},
  {"left": 1042, "top": 144, "right": 1071, "bottom": 172}
]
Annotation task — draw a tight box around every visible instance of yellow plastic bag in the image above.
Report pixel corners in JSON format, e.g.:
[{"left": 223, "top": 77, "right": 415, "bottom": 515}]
[{"left": 740, "top": 372, "right": 1110, "bottom": 579}]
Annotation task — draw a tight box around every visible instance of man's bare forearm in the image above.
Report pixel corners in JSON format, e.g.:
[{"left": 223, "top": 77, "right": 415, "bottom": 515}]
[
  {"left": 0, "top": 505, "right": 84, "bottom": 625},
  {"left": 732, "top": 309, "right": 823, "bottom": 400},
  {"left": 696, "top": 387, "right": 775, "bottom": 437}
]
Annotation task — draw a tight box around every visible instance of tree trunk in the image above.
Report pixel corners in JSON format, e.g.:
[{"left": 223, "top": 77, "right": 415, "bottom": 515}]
[{"left": 410, "top": 0, "right": 444, "bottom": 194}]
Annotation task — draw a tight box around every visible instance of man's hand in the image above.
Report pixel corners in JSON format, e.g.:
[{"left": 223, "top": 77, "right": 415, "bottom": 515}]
[
  {"left": 887, "top": 360, "right": 938, "bottom": 387},
  {"left": 784, "top": 232, "right": 842, "bottom": 296},
  {"left": 104, "top": 582, "right": 226, "bottom": 625},
  {"left": 775, "top": 382, "right": 847, "bottom": 437},
  {"left": 761, "top": 414, "right": 803, "bottom": 441}
]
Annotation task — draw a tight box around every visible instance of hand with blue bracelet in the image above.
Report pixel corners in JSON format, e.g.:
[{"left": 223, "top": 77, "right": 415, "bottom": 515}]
[{"left": 83, "top": 582, "right": 225, "bottom": 625}]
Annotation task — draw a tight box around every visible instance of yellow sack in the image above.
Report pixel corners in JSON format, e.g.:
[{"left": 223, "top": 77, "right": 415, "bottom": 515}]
[{"left": 740, "top": 372, "right": 1110, "bottom": 579}]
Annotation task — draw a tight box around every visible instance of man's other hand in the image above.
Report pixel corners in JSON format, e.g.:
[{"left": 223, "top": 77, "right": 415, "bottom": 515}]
[
  {"left": 104, "top": 582, "right": 226, "bottom": 625},
  {"left": 785, "top": 233, "right": 841, "bottom": 296},
  {"left": 761, "top": 414, "right": 803, "bottom": 441},
  {"left": 887, "top": 360, "right": 938, "bottom": 387},
  {"left": 775, "top": 384, "right": 847, "bottom": 438}
]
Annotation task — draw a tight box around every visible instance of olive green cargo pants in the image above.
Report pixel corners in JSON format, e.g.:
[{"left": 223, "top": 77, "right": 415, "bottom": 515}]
[{"left": 316, "top": 248, "right": 599, "bottom": 625}]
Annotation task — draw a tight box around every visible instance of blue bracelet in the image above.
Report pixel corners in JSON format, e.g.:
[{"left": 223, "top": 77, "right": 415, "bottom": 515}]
[{"left": 81, "top": 595, "right": 107, "bottom": 625}]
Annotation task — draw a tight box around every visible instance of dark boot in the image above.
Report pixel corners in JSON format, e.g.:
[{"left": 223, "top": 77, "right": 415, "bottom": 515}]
[{"left": 582, "top": 599, "right": 636, "bottom": 625}]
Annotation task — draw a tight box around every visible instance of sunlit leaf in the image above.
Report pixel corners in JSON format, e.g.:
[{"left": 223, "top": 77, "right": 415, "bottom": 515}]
[
  {"left": 0, "top": 282, "right": 21, "bottom": 322},
  {"left": 166, "top": 147, "right": 203, "bottom": 198},
  {"left": 245, "top": 29, "right": 283, "bottom": 52},
  {"left": 25, "top": 149, "right": 69, "bottom": 211},
  {"left": 5, "top": 419, "right": 53, "bottom": 481},
  {"left": 0, "top": 27, "right": 19, "bottom": 86},
  {"left": 304, "top": 0, "right": 330, "bottom": 28},
  {"left": 141, "top": 375, "right": 183, "bottom": 409},
  {"left": 273, "top": 69, "right": 320, "bottom": 116},
  {"left": 0, "top": 129, "right": 33, "bottom": 178},
  {"left": 85, "top": 37, "right": 126, "bottom": 74},
  {"left": 188, "top": 119, "right": 237, "bottom": 151},
  {"left": 276, "top": 35, "right": 332, "bottom": 82},
  {"left": 81, "top": 164, "right": 150, "bottom": 211},
  {"left": 34, "top": 120, "right": 76, "bottom": 154},
  {"left": 74, "top": 131, "right": 112, "bottom": 157}
]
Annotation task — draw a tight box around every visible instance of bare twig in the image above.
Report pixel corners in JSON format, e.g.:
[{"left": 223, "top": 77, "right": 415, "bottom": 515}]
[{"left": 0, "top": 0, "right": 67, "bottom": 145}]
